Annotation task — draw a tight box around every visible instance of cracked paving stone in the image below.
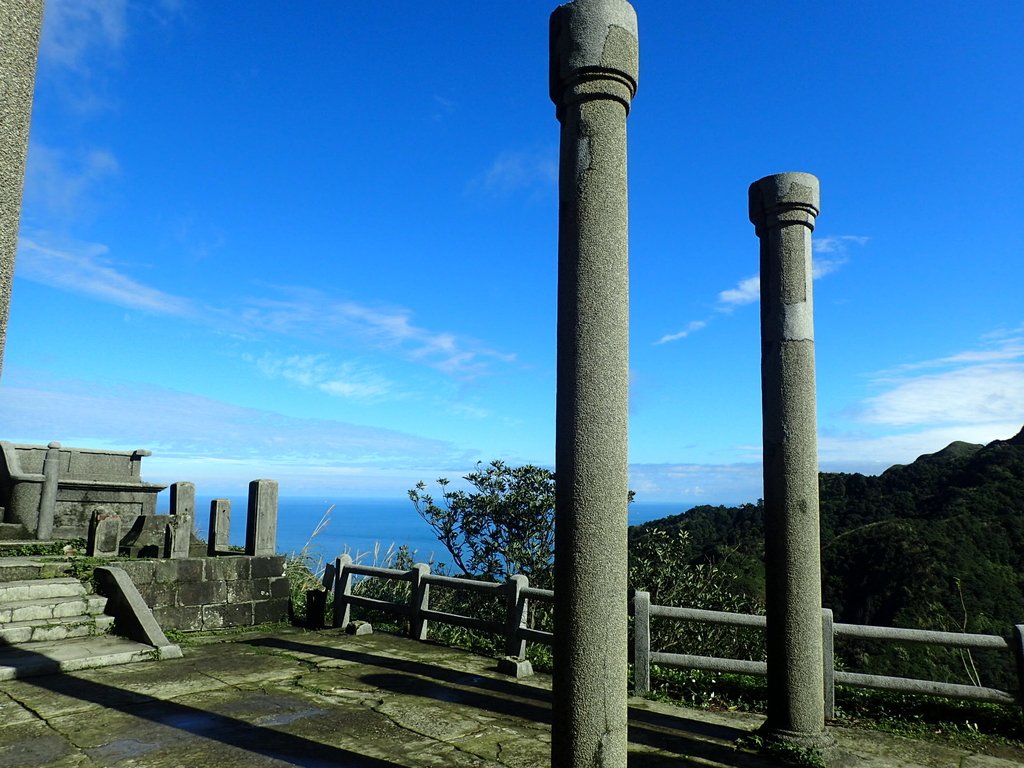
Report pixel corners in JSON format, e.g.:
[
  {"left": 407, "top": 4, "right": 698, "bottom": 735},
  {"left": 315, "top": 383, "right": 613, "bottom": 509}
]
[{"left": 0, "top": 720, "right": 77, "bottom": 768}]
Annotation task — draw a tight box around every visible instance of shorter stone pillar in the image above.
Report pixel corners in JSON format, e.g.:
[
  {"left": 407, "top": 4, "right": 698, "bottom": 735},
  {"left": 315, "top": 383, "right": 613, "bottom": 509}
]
[
  {"left": 87, "top": 508, "right": 121, "bottom": 557},
  {"left": 245, "top": 479, "right": 278, "bottom": 556},
  {"left": 36, "top": 441, "right": 61, "bottom": 540},
  {"left": 208, "top": 498, "right": 231, "bottom": 556},
  {"left": 750, "top": 171, "right": 831, "bottom": 749},
  {"left": 169, "top": 482, "right": 195, "bottom": 559}
]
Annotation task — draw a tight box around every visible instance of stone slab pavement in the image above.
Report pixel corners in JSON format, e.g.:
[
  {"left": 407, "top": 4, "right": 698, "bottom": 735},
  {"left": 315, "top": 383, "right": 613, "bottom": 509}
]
[{"left": 0, "top": 626, "right": 1021, "bottom": 767}]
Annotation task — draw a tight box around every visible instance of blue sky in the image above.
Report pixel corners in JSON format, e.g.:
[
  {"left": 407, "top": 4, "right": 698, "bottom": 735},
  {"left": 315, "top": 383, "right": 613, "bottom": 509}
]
[{"left": 3, "top": 0, "right": 1022, "bottom": 504}]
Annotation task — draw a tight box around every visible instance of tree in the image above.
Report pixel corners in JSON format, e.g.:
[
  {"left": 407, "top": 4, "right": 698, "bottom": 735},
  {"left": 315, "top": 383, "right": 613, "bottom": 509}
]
[{"left": 409, "top": 461, "right": 556, "bottom": 587}]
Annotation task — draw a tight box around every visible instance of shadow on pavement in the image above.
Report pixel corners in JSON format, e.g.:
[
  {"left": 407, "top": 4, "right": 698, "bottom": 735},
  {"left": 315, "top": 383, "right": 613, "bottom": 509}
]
[
  {"left": 249, "top": 635, "right": 779, "bottom": 767},
  {"left": 12, "top": 646, "right": 401, "bottom": 768}
]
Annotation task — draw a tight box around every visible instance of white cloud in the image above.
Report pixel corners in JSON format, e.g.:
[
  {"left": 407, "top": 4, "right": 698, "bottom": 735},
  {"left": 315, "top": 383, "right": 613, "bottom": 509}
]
[
  {"left": 472, "top": 148, "right": 557, "bottom": 196},
  {"left": 248, "top": 353, "right": 396, "bottom": 402},
  {"left": 24, "top": 143, "right": 119, "bottom": 220},
  {"left": 628, "top": 462, "right": 763, "bottom": 505},
  {"left": 717, "top": 275, "right": 760, "bottom": 307},
  {"left": 658, "top": 233, "right": 870, "bottom": 343},
  {"left": 16, "top": 234, "right": 197, "bottom": 317},
  {"left": 0, "top": 373, "right": 469, "bottom": 470},
  {"left": 241, "top": 288, "right": 515, "bottom": 379},
  {"left": 859, "top": 363, "right": 1024, "bottom": 427},
  {"left": 819, "top": 423, "right": 1022, "bottom": 475},
  {"left": 39, "top": 0, "right": 128, "bottom": 72},
  {"left": 655, "top": 320, "right": 707, "bottom": 345}
]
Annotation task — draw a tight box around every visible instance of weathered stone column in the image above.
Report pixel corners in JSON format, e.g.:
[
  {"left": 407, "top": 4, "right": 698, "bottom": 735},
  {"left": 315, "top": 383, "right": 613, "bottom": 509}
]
[
  {"left": 169, "top": 481, "right": 195, "bottom": 559},
  {"left": 749, "top": 172, "right": 831, "bottom": 748},
  {"left": 36, "top": 441, "right": 61, "bottom": 540},
  {"left": 208, "top": 498, "right": 231, "bottom": 556},
  {"left": 0, "top": 1, "right": 44, "bottom": 379},
  {"left": 549, "top": 2, "right": 637, "bottom": 766},
  {"left": 245, "top": 479, "right": 278, "bottom": 556}
]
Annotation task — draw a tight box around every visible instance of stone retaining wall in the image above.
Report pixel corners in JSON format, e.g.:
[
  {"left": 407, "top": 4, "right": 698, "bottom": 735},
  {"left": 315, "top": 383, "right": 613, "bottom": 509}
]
[{"left": 117, "top": 555, "right": 289, "bottom": 631}]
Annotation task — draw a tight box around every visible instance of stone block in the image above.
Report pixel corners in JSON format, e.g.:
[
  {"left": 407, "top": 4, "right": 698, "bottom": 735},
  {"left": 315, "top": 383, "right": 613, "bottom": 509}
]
[
  {"left": 87, "top": 508, "right": 121, "bottom": 557},
  {"left": 346, "top": 620, "right": 373, "bottom": 636},
  {"left": 142, "top": 581, "right": 178, "bottom": 607},
  {"left": 119, "top": 561, "right": 156, "bottom": 586},
  {"left": 177, "top": 579, "right": 227, "bottom": 606},
  {"left": 154, "top": 605, "right": 204, "bottom": 632},
  {"left": 154, "top": 558, "right": 204, "bottom": 584},
  {"left": 225, "top": 579, "right": 256, "bottom": 603},
  {"left": 268, "top": 576, "right": 291, "bottom": 599},
  {"left": 497, "top": 656, "right": 534, "bottom": 678},
  {"left": 202, "top": 601, "right": 253, "bottom": 629},
  {"left": 204, "top": 555, "right": 249, "bottom": 581},
  {"left": 250, "top": 555, "right": 285, "bottom": 579},
  {"left": 253, "top": 597, "right": 289, "bottom": 625}
]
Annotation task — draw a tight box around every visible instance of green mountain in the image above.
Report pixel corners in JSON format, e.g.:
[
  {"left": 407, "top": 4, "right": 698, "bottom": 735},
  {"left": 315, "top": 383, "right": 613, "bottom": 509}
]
[{"left": 632, "top": 426, "right": 1024, "bottom": 688}]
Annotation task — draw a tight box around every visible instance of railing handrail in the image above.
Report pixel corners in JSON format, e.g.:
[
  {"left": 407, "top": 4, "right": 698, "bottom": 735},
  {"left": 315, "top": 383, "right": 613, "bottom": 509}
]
[
  {"left": 631, "top": 590, "right": 1024, "bottom": 716},
  {"left": 324, "top": 559, "right": 1024, "bottom": 711}
]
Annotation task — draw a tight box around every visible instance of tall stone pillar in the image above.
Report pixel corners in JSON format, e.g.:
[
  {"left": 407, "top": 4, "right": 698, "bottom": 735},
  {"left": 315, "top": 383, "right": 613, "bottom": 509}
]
[
  {"left": 749, "top": 172, "right": 831, "bottom": 748},
  {"left": 0, "top": 1, "right": 44, "bottom": 379},
  {"left": 549, "top": 2, "right": 637, "bottom": 766}
]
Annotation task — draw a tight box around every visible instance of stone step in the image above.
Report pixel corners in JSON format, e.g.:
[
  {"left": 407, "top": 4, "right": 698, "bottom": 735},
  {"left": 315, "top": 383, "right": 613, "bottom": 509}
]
[
  {"left": 0, "top": 522, "right": 33, "bottom": 541},
  {"left": 0, "top": 594, "right": 106, "bottom": 624},
  {"left": 0, "top": 576, "right": 87, "bottom": 602},
  {"left": 0, "top": 557, "right": 73, "bottom": 582},
  {"left": 0, "top": 636, "right": 159, "bottom": 682},
  {"left": 0, "top": 613, "right": 114, "bottom": 644}
]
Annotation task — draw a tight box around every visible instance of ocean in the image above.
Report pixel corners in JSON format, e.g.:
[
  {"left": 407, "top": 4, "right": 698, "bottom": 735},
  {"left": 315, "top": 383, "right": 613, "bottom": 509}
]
[{"left": 178, "top": 496, "right": 694, "bottom": 570}]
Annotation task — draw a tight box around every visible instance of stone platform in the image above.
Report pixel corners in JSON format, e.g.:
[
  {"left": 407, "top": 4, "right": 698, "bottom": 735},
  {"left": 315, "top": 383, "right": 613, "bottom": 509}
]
[{"left": 0, "top": 627, "right": 1020, "bottom": 767}]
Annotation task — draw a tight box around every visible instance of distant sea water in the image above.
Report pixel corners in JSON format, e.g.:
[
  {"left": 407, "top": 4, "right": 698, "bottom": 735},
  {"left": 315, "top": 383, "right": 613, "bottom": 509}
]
[{"left": 177, "top": 496, "right": 696, "bottom": 569}]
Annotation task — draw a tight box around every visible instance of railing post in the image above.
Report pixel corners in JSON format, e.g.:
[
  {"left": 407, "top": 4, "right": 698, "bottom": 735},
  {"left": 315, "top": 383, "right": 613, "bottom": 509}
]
[
  {"left": 1013, "top": 625, "right": 1024, "bottom": 708},
  {"left": 36, "top": 441, "right": 61, "bottom": 540},
  {"left": 633, "top": 590, "right": 651, "bottom": 697},
  {"left": 333, "top": 555, "right": 353, "bottom": 630},
  {"left": 409, "top": 563, "right": 430, "bottom": 641},
  {"left": 822, "top": 608, "right": 835, "bottom": 719},
  {"left": 505, "top": 574, "right": 529, "bottom": 659}
]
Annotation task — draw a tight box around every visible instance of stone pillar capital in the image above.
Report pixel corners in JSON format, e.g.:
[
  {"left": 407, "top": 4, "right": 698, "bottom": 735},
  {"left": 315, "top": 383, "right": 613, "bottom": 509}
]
[
  {"left": 549, "top": 0, "right": 639, "bottom": 118},
  {"left": 748, "top": 172, "right": 820, "bottom": 234}
]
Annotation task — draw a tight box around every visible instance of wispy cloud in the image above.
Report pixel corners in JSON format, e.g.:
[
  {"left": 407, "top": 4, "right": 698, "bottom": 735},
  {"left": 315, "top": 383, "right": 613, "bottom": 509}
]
[
  {"left": 0, "top": 372, "right": 468, "bottom": 469},
  {"left": 655, "top": 320, "right": 707, "bottom": 345},
  {"left": 628, "top": 462, "right": 763, "bottom": 505},
  {"left": 717, "top": 275, "right": 760, "bottom": 308},
  {"left": 16, "top": 234, "right": 197, "bottom": 317},
  {"left": 855, "top": 330, "right": 1024, "bottom": 428},
  {"left": 24, "top": 142, "right": 119, "bottom": 220},
  {"left": 656, "top": 234, "right": 868, "bottom": 344},
  {"left": 247, "top": 353, "right": 396, "bottom": 402},
  {"left": 821, "top": 329, "right": 1024, "bottom": 472},
  {"left": 241, "top": 287, "right": 515, "bottom": 379},
  {"left": 471, "top": 148, "right": 557, "bottom": 196},
  {"left": 39, "top": 0, "right": 128, "bottom": 72}
]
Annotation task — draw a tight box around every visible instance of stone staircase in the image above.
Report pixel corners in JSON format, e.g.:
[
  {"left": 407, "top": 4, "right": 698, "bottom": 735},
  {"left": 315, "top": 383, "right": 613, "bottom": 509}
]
[{"left": 0, "top": 557, "right": 163, "bottom": 680}]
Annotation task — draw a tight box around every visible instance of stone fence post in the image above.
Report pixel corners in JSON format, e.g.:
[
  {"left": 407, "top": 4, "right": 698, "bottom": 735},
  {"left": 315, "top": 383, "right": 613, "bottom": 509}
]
[
  {"left": 632, "top": 590, "right": 651, "bottom": 696},
  {"left": 750, "top": 172, "right": 831, "bottom": 749},
  {"left": 505, "top": 574, "right": 529, "bottom": 660},
  {"left": 409, "top": 563, "right": 431, "bottom": 641},
  {"left": 208, "top": 499, "right": 231, "bottom": 556},
  {"left": 245, "top": 479, "right": 278, "bottom": 556},
  {"left": 169, "top": 481, "right": 195, "bottom": 559},
  {"left": 36, "top": 441, "right": 61, "bottom": 540},
  {"left": 549, "top": 2, "right": 638, "bottom": 766},
  {"left": 333, "top": 554, "right": 354, "bottom": 630}
]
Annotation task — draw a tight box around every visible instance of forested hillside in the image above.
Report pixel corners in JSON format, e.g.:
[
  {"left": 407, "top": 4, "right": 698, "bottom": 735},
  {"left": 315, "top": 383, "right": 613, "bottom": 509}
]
[{"left": 631, "top": 426, "right": 1024, "bottom": 688}]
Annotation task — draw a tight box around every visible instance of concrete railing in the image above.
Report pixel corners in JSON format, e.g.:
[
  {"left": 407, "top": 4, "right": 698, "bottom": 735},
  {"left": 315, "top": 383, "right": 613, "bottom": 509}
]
[
  {"left": 328, "top": 556, "right": 554, "bottom": 661},
  {"left": 631, "top": 590, "right": 1024, "bottom": 716}
]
